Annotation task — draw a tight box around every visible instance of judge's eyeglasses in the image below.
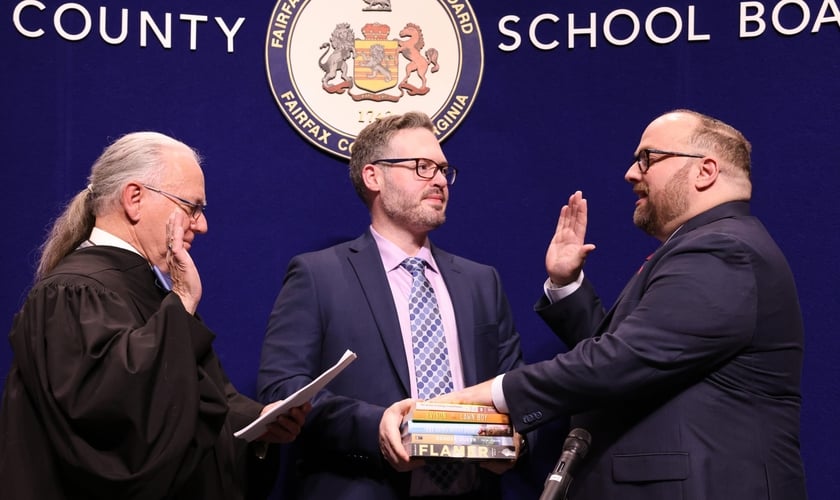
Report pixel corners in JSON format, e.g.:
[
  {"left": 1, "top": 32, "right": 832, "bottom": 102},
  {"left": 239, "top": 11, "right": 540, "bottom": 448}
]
[{"left": 143, "top": 185, "right": 206, "bottom": 220}]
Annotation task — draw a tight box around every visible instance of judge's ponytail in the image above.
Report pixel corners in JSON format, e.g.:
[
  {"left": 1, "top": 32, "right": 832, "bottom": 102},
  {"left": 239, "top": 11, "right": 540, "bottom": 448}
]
[{"left": 35, "top": 190, "right": 95, "bottom": 281}]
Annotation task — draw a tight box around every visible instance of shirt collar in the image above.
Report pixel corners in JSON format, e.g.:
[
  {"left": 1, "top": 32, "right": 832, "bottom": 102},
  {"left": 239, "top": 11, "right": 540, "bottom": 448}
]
[
  {"left": 663, "top": 224, "right": 684, "bottom": 245},
  {"left": 88, "top": 227, "right": 143, "bottom": 257},
  {"left": 369, "top": 225, "right": 438, "bottom": 274}
]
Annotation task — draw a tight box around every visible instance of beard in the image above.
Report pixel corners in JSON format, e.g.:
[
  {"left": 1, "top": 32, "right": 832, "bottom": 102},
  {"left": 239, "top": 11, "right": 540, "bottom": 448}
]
[
  {"left": 380, "top": 176, "right": 447, "bottom": 231},
  {"left": 633, "top": 163, "right": 690, "bottom": 237}
]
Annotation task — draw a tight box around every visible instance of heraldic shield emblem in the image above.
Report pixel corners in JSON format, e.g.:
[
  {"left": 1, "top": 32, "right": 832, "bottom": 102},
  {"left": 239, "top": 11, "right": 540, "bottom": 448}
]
[{"left": 266, "top": 0, "right": 484, "bottom": 159}]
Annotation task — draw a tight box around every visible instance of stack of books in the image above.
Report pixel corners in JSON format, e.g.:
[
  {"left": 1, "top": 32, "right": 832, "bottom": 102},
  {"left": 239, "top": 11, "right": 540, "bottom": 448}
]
[{"left": 401, "top": 402, "right": 516, "bottom": 461}]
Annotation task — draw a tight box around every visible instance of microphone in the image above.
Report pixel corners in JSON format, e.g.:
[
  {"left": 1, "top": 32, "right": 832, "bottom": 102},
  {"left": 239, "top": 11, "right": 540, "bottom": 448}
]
[{"left": 538, "top": 427, "right": 592, "bottom": 500}]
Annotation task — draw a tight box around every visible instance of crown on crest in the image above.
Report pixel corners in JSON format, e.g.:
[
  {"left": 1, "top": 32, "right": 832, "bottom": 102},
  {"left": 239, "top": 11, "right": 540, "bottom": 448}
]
[{"left": 362, "top": 23, "right": 390, "bottom": 40}]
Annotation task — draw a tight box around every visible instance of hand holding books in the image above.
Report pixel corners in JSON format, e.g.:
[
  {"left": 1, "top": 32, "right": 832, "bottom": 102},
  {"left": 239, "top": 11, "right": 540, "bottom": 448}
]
[
  {"left": 379, "top": 398, "right": 523, "bottom": 473},
  {"left": 380, "top": 398, "right": 425, "bottom": 472},
  {"left": 402, "top": 402, "right": 518, "bottom": 463}
]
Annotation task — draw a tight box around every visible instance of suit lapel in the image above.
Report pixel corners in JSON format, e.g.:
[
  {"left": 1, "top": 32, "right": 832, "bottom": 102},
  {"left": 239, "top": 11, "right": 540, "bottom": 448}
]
[
  {"left": 597, "top": 265, "right": 648, "bottom": 334},
  {"left": 597, "top": 201, "right": 750, "bottom": 335},
  {"left": 347, "top": 232, "right": 412, "bottom": 396}
]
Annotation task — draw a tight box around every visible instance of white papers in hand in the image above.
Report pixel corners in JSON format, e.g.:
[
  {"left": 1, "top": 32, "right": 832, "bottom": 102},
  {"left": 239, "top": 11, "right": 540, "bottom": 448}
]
[{"left": 234, "top": 349, "right": 357, "bottom": 442}]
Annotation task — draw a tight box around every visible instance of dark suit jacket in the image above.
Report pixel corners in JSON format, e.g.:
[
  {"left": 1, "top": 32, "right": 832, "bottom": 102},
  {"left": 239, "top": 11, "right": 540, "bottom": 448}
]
[
  {"left": 257, "top": 230, "right": 524, "bottom": 499},
  {"left": 504, "top": 201, "right": 806, "bottom": 500}
]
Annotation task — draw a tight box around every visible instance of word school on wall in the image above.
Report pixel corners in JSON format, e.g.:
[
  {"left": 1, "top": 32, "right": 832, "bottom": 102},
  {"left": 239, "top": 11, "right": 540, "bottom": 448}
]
[{"left": 497, "top": 0, "right": 840, "bottom": 51}]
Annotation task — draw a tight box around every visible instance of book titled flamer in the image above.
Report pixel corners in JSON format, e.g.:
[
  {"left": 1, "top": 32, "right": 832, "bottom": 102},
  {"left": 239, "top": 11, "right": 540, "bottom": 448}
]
[{"left": 407, "top": 442, "right": 517, "bottom": 460}]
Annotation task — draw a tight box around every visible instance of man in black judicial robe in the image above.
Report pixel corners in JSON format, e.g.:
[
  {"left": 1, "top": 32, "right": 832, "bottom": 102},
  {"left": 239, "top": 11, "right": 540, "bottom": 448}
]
[{"left": 0, "top": 132, "right": 308, "bottom": 499}]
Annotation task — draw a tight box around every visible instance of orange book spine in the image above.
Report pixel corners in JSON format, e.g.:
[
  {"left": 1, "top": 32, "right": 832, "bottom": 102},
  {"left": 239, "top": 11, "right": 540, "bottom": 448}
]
[{"left": 410, "top": 409, "right": 510, "bottom": 424}]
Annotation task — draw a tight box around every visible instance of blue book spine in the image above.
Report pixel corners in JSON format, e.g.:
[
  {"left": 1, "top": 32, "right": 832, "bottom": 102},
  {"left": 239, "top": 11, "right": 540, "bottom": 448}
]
[{"left": 404, "top": 421, "right": 512, "bottom": 436}]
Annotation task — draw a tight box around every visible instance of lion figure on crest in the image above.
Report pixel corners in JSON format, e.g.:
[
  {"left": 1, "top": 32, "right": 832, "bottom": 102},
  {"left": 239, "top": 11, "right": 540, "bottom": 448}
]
[
  {"left": 319, "top": 23, "right": 355, "bottom": 88},
  {"left": 360, "top": 43, "right": 392, "bottom": 81}
]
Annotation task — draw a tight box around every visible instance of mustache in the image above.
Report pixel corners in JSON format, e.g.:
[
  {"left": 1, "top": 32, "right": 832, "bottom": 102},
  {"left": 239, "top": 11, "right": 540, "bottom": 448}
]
[
  {"left": 633, "top": 183, "right": 649, "bottom": 197},
  {"left": 423, "top": 187, "right": 446, "bottom": 201}
]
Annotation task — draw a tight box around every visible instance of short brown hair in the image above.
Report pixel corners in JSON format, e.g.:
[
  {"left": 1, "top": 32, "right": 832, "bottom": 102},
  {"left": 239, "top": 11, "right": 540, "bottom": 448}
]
[{"left": 348, "top": 111, "right": 435, "bottom": 205}]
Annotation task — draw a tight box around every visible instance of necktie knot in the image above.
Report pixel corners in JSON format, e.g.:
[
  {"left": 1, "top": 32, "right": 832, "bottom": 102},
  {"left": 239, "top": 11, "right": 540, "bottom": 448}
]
[{"left": 401, "top": 257, "right": 427, "bottom": 277}]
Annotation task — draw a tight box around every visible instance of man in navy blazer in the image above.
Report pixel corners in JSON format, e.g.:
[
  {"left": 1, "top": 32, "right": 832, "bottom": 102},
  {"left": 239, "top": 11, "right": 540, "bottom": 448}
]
[
  {"left": 380, "top": 109, "right": 806, "bottom": 499},
  {"left": 257, "top": 112, "right": 525, "bottom": 499}
]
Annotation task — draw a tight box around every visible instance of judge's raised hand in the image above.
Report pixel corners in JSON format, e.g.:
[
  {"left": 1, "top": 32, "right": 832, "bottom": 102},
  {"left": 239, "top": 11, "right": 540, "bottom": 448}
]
[
  {"left": 166, "top": 211, "right": 202, "bottom": 314},
  {"left": 546, "top": 191, "right": 597, "bottom": 286}
]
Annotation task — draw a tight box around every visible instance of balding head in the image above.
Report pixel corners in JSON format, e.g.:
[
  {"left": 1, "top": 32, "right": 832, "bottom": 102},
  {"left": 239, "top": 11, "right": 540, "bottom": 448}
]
[{"left": 627, "top": 110, "right": 753, "bottom": 240}]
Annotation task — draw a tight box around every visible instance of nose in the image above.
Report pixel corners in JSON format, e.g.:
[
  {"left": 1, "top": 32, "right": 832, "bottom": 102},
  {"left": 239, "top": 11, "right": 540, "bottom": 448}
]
[
  {"left": 431, "top": 167, "right": 448, "bottom": 186},
  {"left": 191, "top": 214, "right": 208, "bottom": 234},
  {"left": 625, "top": 162, "right": 641, "bottom": 184}
]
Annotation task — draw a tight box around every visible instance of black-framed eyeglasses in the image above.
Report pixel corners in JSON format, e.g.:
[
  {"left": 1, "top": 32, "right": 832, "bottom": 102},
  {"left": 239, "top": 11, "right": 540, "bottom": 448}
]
[
  {"left": 372, "top": 157, "right": 457, "bottom": 185},
  {"left": 143, "top": 184, "right": 206, "bottom": 220},
  {"left": 634, "top": 148, "right": 705, "bottom": 174}
]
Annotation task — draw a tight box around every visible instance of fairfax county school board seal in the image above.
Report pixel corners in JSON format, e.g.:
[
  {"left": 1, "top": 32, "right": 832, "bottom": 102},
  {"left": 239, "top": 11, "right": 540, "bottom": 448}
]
[{"left": 266, "top": 0, "right": 484, "bottom": 159}]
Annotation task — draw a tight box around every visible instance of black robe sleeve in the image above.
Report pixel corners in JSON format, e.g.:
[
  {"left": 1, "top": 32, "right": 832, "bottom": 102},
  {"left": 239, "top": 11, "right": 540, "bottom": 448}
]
[{"left": 0, "top": 271, "right": 251, "bottom": 500}]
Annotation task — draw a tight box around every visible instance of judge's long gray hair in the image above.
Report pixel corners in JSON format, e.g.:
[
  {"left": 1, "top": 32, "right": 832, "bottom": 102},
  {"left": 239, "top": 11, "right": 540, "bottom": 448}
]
[{"left": 35, "top": 132, "right": 198, "bottom": 281}]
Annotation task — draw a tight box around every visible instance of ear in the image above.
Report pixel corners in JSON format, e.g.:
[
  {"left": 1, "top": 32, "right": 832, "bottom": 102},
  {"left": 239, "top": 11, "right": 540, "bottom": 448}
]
[
  {"left": 122, "top": 182, "right": 143, "bottom": 223},
  {"left": 694, "top": 157, "right": 719, "bottom": 190},
  {"left": 362, "top": 163, "right": 383, "bottom": 194}
]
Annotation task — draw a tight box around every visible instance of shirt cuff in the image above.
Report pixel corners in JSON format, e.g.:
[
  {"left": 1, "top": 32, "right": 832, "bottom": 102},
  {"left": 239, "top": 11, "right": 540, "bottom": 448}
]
[
  {"left": 543, "top": 271, "right": 584, "bottom": 303},
  {"left": 491, "top": 374, "right": 509, "bottom": 414}
]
